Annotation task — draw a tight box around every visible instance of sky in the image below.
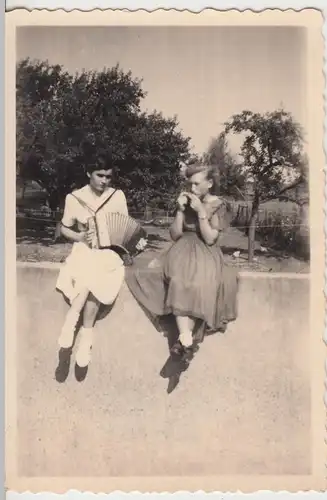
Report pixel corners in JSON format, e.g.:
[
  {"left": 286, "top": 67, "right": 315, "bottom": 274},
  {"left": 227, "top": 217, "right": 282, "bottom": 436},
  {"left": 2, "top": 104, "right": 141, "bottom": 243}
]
[{"left": 17, "top": 26, "right": 307, "bottom": 156}]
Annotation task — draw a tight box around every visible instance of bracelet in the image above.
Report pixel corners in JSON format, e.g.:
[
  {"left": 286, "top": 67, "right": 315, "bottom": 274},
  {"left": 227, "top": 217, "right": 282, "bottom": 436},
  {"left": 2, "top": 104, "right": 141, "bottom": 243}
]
[{"left": 198, "top": 213, "right": 207, "bottom": 220}]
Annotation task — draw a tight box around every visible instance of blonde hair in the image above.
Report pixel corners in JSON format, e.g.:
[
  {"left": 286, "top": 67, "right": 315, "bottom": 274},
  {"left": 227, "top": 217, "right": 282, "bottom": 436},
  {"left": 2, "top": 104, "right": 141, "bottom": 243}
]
[{"left": 184, "top": 163, "right": 219, "bottom": 194}]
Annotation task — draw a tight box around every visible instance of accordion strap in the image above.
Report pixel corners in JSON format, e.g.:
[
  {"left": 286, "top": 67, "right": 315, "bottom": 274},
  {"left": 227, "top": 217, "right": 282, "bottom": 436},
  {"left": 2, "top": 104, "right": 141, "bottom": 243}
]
[{"left": 71, "top": 189, "right": 118, "bottom": 216}]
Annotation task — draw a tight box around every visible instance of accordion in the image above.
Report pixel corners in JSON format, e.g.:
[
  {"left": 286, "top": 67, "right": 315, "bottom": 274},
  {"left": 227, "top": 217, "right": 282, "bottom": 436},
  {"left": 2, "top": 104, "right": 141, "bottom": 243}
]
[{"left": 87, "top": 212, "right": 147, "bottom": 265}]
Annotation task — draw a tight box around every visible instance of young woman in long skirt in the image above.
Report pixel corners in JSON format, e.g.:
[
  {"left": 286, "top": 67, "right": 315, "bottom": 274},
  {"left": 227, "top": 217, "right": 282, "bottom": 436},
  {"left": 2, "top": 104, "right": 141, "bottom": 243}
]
[{"left": 126, "top": 164, "right": 239, "bottom": 357}]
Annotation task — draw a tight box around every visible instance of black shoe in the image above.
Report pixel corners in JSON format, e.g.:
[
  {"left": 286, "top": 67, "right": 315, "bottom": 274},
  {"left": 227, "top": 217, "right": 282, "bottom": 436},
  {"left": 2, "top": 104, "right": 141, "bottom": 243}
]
[
  {"left": 75, "top": 363, "right": 88, "bottom": 382},
  {"left": 170, "top": 340, "right": 184, "bottom": 358},
  {"left": 182, "top": 346, "right": 194, "bottom": 363},
  {"left": 55, "top": 347, "right": 72, "bottom": 383}
]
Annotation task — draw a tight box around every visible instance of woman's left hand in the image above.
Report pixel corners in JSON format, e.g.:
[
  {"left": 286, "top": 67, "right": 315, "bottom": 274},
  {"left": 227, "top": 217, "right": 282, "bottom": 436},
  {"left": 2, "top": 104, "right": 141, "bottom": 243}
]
[{"left": 186, "top": 193, "right": 204, "bottom": 214}]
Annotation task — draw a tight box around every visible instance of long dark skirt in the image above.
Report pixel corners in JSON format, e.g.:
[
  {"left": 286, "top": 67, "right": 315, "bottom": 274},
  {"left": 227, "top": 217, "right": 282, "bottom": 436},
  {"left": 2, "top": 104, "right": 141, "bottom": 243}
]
[{"left": 126, "top": 231, "right": 239, "bottom": 342}]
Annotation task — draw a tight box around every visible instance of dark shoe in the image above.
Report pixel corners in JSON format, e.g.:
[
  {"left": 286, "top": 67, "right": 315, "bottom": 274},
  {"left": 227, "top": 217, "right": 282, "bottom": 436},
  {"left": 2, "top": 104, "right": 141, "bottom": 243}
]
[
  {"left": 55, "top": 347, "right": 72, "bottom": 383},
  {"left": 182, "top": 346, "right": 194, "bottom": 363},
  {"left": 75, "top": 363, "right": 88, "bottom": 382},
  {"left": 170, "top": 340, "right": 184, "bottom": 358}
]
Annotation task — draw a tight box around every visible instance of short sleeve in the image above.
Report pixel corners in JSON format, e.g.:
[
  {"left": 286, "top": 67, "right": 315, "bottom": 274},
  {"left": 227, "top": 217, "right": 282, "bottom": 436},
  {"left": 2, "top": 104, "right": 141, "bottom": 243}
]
[
  {"left": 209, "top": 198, "right": 229, "bottom": 232},
  {"left": 61, "top": 194, "right": 77, "bottom": 228},
  {"left": 114, "top": 190, "right": 128, "bottom": 216}
]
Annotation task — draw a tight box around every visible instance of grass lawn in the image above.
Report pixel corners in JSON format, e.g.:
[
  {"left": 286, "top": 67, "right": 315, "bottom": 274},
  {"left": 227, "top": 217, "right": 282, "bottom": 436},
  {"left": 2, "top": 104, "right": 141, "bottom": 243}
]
[{"left": 16, "top": 217, "right": 309, "bottom": 274}]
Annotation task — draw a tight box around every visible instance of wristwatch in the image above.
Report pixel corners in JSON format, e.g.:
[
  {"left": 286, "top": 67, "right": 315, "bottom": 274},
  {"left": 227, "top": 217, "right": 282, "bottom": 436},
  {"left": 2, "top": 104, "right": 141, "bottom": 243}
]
[{"left": 198, "top": 213, "right": 207, "bottom": 220}]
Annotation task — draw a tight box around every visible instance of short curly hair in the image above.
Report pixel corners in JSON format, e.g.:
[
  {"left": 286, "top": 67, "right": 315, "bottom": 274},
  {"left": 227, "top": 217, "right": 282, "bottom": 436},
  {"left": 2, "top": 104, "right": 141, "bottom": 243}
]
[{"left": 82, "top": 143, "right": 114, "bottom": 174}]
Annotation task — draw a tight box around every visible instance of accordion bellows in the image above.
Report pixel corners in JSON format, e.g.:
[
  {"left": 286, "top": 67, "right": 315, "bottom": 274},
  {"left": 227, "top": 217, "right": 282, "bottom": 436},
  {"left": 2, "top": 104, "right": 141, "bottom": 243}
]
[{"left": 88, "top": 212, "right": 147, "bottom": 256}]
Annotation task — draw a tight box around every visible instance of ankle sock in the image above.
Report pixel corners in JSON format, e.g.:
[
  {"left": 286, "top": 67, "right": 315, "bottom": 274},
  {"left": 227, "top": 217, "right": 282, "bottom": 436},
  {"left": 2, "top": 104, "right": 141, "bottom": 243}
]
[
  {"left": 179, "top": 330, "right": 193, "bottom": 348},
  {"left": 75, "top": 327, "right": 94, "bottom": 367},
  {"left": 58, "top": 310, "right": 80, "bottom": 348}
]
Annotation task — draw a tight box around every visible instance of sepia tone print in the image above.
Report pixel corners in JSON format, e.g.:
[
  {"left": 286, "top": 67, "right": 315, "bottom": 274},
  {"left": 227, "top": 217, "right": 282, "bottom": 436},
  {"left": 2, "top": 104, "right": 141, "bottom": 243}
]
[{"left": 5, "top": 8, "right": 325, "bottom": 494}]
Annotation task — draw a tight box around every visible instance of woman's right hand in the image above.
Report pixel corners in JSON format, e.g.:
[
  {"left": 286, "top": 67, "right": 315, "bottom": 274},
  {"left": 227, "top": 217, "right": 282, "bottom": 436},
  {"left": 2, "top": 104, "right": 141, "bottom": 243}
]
[
  {"left": 176, "top": 192, "right": 188, "bottom": 212},
  {"left": 80, "top": 230, "right": 94, "bottom": 247}
]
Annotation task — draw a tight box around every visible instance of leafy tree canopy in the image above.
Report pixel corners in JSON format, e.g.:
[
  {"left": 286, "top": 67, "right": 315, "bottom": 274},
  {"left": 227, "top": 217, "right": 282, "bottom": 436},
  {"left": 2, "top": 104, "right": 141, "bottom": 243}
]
[
  {"left": 223, "top": 109, "right": 307, "bottom": 261},
  {"left": 17, "top": 58, "right": 192, "bottom": 211}
]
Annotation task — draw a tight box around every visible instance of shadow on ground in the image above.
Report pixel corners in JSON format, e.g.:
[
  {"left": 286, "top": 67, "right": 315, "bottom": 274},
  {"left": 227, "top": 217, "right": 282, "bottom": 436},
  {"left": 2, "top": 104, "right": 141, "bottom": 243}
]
[{"left": 54, "top": 298, "right": 115, "bottom": 384}]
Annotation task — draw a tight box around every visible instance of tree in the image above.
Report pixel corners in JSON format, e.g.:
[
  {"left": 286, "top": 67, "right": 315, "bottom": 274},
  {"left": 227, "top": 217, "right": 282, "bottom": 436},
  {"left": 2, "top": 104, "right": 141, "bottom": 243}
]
[
  {"left": 203, "top": 132, "right": 246, "bottom": 199},
  {"left": 274, "top": 153, "right": 309, "bottom": 259},
  {"left": 16, "top": 58, "right": 74, "bottom": 210},
  {"left": 113, "top": 110, "right": 190, "bottom": 210},
  {"left": 224, "top": 109, "right": 306, "bottom": 261},
  {"left": 16, "top": 58, "right": 192, "bottom": 213}
]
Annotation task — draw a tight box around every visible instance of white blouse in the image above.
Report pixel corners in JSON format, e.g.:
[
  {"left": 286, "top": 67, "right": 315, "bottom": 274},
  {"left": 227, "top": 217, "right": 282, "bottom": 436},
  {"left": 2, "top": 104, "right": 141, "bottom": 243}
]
[
  {"left": 61, "top": 185, "right": 128, "bottom": 229},
  {"left": 57, "top": 185, "right": 128, "bottom": 304}
]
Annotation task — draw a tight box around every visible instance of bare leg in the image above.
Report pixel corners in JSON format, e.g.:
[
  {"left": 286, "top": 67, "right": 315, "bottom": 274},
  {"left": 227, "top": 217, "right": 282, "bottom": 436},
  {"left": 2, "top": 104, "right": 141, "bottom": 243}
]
[
  {"left": 175, "top": 315, "right": 195, "bottom": 347},
  {"left": 72, "top": 288, "right": 90, "bottom": 314},
  {"left": 75, "top": 292, "right": 100, "bottom": 367},
  {"left": 58, "top": 288, "right": 89, "bottom": 348},
  {"left": 82, "top": 292, "right": 100, "bottom": 328}
]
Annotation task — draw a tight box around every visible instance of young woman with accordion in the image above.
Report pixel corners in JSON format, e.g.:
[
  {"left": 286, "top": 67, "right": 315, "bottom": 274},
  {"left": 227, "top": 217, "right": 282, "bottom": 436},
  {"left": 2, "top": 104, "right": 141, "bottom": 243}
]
[{"left": 56, "top": 156, "right": 147, "bottom": 368}]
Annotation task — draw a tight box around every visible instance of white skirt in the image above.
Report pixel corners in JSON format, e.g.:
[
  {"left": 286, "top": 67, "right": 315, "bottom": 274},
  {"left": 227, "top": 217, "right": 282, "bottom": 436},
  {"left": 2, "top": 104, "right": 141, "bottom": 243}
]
[{"left": 56, "top": 242, "right": 125, "bottom": 305}]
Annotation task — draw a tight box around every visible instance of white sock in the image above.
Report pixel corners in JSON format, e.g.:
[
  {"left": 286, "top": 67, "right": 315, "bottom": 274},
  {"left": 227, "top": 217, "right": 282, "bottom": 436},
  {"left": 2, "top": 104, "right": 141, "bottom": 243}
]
[
  {"left": 179, "top": 330, "right": 193, "bottom": 348},
  {"left": 80, "top": 327, "right": 93, "bottom": 346},
  {"left": 75, "top": 327, "right": 94, "bottom": 367},
  {"left": 58, "top": 310, "right": 80, "bottom": 348}
]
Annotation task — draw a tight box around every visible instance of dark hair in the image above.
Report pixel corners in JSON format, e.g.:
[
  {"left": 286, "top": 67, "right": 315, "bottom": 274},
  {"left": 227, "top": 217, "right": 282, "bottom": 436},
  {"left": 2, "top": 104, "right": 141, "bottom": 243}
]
[{"left": 85, "top": 147, "right": 114, "bottom": 174}]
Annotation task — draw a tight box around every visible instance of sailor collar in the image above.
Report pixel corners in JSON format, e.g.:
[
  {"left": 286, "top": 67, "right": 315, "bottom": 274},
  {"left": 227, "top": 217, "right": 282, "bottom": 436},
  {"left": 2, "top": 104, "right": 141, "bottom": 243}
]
[{"left": 72, "top": 185, "right": 117, "bottom": 214}]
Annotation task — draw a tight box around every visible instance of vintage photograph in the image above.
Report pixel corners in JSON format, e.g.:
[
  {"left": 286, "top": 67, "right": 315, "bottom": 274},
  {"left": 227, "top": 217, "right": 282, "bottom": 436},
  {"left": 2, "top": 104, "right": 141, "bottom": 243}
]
[{"left": 5, "top": 8, "right": 325, "bottom": 493}]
